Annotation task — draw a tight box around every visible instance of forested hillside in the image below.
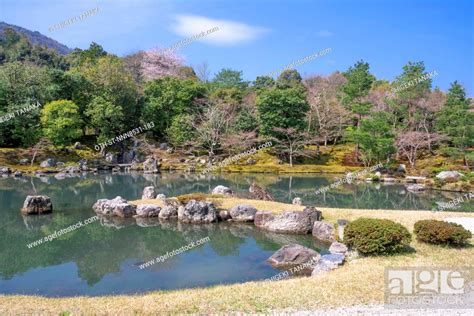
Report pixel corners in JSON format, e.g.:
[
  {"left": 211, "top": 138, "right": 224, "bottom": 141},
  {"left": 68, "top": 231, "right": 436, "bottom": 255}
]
[{"left": 0, "top": 26, "right": 472, "bottom": 172}]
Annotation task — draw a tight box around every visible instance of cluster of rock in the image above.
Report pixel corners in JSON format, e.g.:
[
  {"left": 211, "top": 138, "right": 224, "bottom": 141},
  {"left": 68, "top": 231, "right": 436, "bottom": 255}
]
[
  {"left": 92, "top": 185, "right": 341, "bottom": 245},
  {"left": 266, "top": 241, "right": 349, "bottom": 277}
]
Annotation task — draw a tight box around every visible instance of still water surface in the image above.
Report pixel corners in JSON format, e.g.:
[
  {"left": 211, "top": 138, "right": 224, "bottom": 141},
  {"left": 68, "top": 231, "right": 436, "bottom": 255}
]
[{"left": 0, "top": 172, "right": 471, "bottom": 296}]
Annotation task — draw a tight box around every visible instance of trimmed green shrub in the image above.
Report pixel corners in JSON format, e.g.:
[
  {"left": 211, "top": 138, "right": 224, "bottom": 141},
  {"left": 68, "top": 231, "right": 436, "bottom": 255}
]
[
  {"left": 414, "top": 220, "right": 472, "bottom": 246},
  {"left": 344, "top": 218, "right": 411, "bottom": 255}
]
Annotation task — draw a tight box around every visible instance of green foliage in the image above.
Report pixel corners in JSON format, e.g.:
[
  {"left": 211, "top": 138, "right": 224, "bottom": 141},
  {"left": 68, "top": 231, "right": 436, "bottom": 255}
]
[
  {"left": 0, "top": 61, "right": 52, "bottom": 146},
  {"left": 85, "top": 96, "right": 124, "bottom": 143},
  {"left": 143, "top": 77, "right": 206, "bottom": 136},
  {"left": 437, "top": 82, "right": 473, "bottom": 164},
  {"left": 414, "top": 220, "right": 471, "bottom": 246},
  {"left": 253, "top": 76, "right": 275, "bottom": 90},
  {"left": 276, "top": 69, "right": 302, "bottom": 89},
  {"left": 341, "top": 60, "right": 374, "bottom": 107},
  {"left": 212, "top": 68, "right": 248, "bottom": 89},
  {"left": 234, "top": 108, "right": 258, "bottom": 132},
  {"left": 345, "top": 112, "right": 395, "bottom": 165},
  {"left": 344, "top": 218, "right": 412, "bottom": 255},
  {"left": 41, "top": 100, "right": 83, "bottom": 147},
  {"left": 166, "top": 114, "right": 196, "bottom": 147},
  {"left": 256, "top": 87, "right": 309, "bottom": 138}
]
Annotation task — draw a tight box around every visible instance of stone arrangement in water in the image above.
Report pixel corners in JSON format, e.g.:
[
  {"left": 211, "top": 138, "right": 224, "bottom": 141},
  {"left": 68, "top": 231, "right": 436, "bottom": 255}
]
[{"left": 91, "top": 184, "right": 350, "bottom": 277}]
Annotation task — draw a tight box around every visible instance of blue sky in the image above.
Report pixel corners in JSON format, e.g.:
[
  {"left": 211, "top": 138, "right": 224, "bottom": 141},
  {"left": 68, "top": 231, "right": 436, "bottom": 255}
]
[{"left": 1, "top": 0, "right": 473, "bottom": 95}]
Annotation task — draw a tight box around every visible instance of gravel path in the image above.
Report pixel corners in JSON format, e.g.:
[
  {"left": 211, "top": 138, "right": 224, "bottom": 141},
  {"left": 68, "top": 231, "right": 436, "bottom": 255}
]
[{"left": 272, "top": 305, "right": 473, "bottom": 315}]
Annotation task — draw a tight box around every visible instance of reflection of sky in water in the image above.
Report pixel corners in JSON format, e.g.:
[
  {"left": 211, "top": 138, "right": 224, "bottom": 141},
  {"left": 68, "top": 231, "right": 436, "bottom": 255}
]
[{"left": 0, "top": 172, "right": 472, "bottom": 297}]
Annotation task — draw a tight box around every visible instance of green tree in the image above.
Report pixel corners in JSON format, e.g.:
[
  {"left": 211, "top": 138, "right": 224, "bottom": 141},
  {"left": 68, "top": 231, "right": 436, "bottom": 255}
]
[
  {"left": 0, "top": 62, "right": 52, "bottom": 146},
  {"left": 437, "top": 81, "right": 473, "bottom": 168},
  {"left": 143, "top": 77, "right": 206, "bottom": 135},
  {"left": 253, "top": 76, "right": 275, "bottom": 90},
  {"left": 345, "top": 112, "right": 395, "bottom": 166},
  {"left": 166, "top": 114, "right": 196, "bottom": 147},
  {"left": 212, "top": 68, "right": 248, "bottom": 90},
  {"left": 41, "top": 100, "right": 83, "bottom": 147},
  {"left": 256, "top": 87, "right": 309, "bottom": 138},
  {"left": 276, "top": 69, "right": 303, "bottom": 89},
  {"left": 75, "top": 55, "right": 139, "bottom": 130},
  {"left": 85, "top": 96, "right": 124, "bottom": 144}
]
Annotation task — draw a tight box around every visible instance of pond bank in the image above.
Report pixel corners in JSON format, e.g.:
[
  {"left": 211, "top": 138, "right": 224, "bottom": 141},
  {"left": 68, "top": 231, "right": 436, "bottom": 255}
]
[{"left": 1, "top": 203, "right": 472, "bottom": 314}]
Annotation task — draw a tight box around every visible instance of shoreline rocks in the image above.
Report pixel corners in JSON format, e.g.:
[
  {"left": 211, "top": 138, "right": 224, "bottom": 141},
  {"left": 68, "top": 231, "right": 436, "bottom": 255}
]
[
  {"left": 179, "top": 200, "right": 217, "bottom": 223},
  {"left": 136, "top": 204, "right": 161, "bottom": 217},
  {"left": 211, "top": 185, "right": 233, "bottom": 196},
  {"left": 229, "top": 204, "right": 258, "bottom": 222},
  {"left": 92, "top": 196, "right": 137, "bottom": 217},
  {"left": 267, "top": 244, "right": 320, "bottom": 275},
  {"left": 21, "top": 195, "right": 53, "bottom": 215},
  {"left": 312, "top": 221, "right": 335, "bottom": 243},
  {"left": 142, "top": 186, "right": 157, "bottom": 199}
]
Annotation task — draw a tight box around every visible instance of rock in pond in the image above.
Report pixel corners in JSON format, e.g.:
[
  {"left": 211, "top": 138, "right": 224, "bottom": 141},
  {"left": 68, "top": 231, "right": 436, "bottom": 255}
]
[
  {"left": 229, "top": 204, "right": 258, "bottom": 222},
  {"left": 406, "top": 184, "right": 425, "bottom": 193},
  {"left": 92, "top": 196, "right": 137, "bottom": 217},
  {"left": 311, "top": 253, "right": 345, "bottom": 276},
  {"left": 156, "top": 193, "right": 166, "bottom": 200},
  {"left": 267, "top": 244, "right": 320, "bottom": 275},
  {"left": 312, "top": 221, "right": 335, "bottom": 242},
  {"left": 136, "top": 204, "right": 161, "bottom": 217},
  {"left": 436, "top": 171, "right": 464, "bottom": 180},
  {"left": 218, "top": 210, "right": 232, "bottom": 221},
  {"left": 329, "top": 241, "right": 348, "bottom": 255},
  {"left": 211, "top": 185, "right": 233, "bottom": 196},
  {"left": 179, "top": 200, "right": 217, "bottom": 223},
  {"left": 142, "top": 186, "right": 156, "bottom": 199},
  {"left": 143, "top": 157, "right": 159, "bottom": 173},
  {"left": 21, "top": 195, "right": 53, "bottom": 215},
  {"left": 256, "top": 209, "right": 318, "bottom": 234},
  {"left": 0, "top": 166, "right": 11, "bottom": 174},
  {"left": 292, "top": 197, "right": 302, "bottom": 205},
  {"left": 40, "top": 158, "right": 57, "bottom": 168}
]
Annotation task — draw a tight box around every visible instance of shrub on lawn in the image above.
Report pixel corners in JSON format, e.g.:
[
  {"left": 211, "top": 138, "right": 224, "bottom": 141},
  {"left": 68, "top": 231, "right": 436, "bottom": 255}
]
[
  {"left": 344, "top": 218, "right": 412, "bottom": 255},
  {"left": 414, "top": 220, "right": 472, "bottom": 246}
]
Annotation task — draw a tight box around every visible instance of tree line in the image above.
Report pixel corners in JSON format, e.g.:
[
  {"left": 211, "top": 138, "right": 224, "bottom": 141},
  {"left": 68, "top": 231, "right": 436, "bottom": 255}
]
[{"left": 0, "top": 28, "right": 472, "bottom": 168}]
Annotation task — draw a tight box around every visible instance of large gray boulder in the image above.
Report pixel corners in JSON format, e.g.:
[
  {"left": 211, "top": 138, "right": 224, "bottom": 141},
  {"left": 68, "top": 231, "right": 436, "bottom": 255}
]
[
  {"left": 179, "top": 200, "right": 217, "bottom": 223},
  {"left": 436, "top": 171, "right": 464, "bottom": 180},
  {"left": 21, "top": 195, "right": 53, "bottom": 215},
  {"left": 40, "top": 158, "right": 56, "bottom": 168},
  {"left": 312, "top": 221, "right": 335, "bottom": 242},
  {"left": 92, "top": 196, "right": 137, "bottom": 217},
  {"left": 267, "top": 244, "right": 320, "bottom": 275},
  {"left": 0, "top": 166, "right": 11, "bottom": 174},
  {"left": 143, "top": 157, "right": 158, "bottom": 173},
  {"left": 256, "top": 209, "right": 319, "bottom": 234},
  {"left": 254, "top": 211, "right": 275, "bottom": 228},
  {"left": 311, "top": 254, "right": 345, "bottom": 276},
  {"left": 159, "top": 198, "right": 181, "bottom": 219},
  {"left": 211, "top": 185, "right": 233, "bottom": 196},
  {"left": 136, "top": 204, "right": 161, "bottom": 217},
  {"left": 329, "top": 241, "right": 348, "bottom": 255},
  {"left": 229, "top": 204, "right": 258, "bottom": 222},
  {"left": 142, "top": 186, "right": 156, "bottom": 199}
]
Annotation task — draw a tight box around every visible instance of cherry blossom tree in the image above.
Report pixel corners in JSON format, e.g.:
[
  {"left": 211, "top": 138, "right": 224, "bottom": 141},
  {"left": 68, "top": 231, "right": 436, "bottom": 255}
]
[
  {"left": 141, "top": 48, "right": 183, "bottom": 81},
  {"left": 395, "top": 131, "right": 446, "bottom": 168}
]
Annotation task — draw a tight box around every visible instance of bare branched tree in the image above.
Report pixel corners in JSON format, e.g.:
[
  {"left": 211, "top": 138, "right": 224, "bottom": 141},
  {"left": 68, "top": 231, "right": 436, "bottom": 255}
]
[{"left": 395, "top": 131, "right": 446, "bottom": 168}]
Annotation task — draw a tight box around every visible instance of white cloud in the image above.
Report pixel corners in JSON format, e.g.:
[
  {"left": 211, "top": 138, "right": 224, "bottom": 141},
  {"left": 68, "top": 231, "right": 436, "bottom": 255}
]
[
  {"left": 171, "top": 14, "right": 268, "bottom": 45},
  {"left": 316, "top": 30, "right": 334, "bottom": 37}
]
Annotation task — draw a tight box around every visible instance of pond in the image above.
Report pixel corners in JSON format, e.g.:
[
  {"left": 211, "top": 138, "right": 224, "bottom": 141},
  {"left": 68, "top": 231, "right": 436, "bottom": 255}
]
[{"left": 0, "top": 172, "right": 472, "bottom": 297}]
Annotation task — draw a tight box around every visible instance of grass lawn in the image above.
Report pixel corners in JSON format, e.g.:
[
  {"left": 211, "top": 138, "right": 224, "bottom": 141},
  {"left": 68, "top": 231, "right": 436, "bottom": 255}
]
[{"left": 1, "top": 197, "right": 473, "bottom": 314}]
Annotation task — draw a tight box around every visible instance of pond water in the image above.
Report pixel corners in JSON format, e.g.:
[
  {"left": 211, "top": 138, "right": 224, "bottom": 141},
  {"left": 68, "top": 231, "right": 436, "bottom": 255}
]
[{"left": 0, "top": 172, "right": 472, "bottom": 297}]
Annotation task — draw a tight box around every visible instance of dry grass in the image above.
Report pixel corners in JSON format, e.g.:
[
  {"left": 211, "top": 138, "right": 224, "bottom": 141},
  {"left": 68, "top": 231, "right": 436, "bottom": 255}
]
[{"left": 1, "top": 197, "right": 473, "bottom": 315}]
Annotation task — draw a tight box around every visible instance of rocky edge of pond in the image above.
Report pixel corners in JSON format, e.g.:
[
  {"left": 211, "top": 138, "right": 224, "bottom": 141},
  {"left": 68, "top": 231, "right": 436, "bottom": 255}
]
[
  {"left": 1, "top": 157, "right": 472, "bottom": 194},
  {"left": 89, "top": 184, "right": 351, "bottom": 277}
]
